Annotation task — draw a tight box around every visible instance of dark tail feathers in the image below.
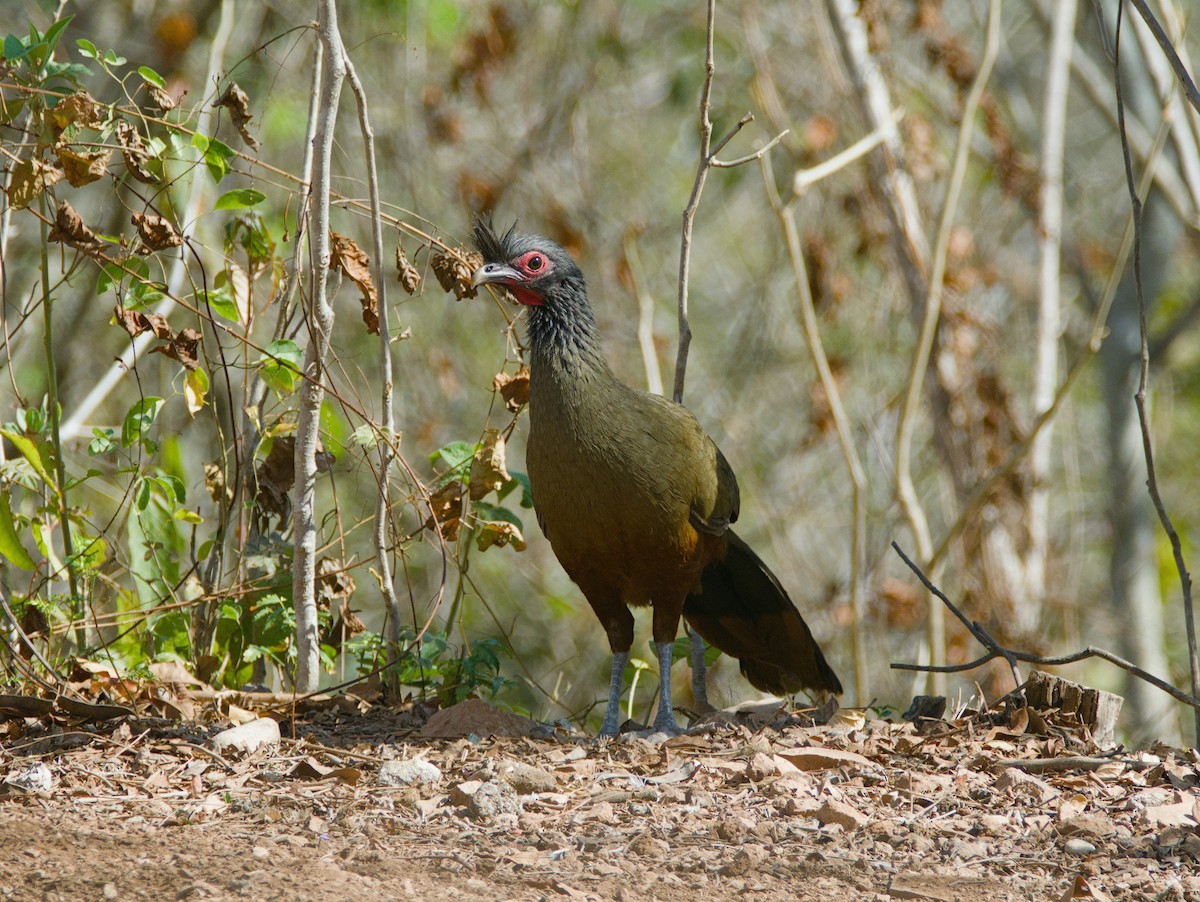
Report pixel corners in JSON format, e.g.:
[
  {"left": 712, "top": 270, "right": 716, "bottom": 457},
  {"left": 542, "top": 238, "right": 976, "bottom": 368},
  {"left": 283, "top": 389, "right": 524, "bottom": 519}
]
[{"left": 683, "top": 531, "right": 843, "bottom": 696}]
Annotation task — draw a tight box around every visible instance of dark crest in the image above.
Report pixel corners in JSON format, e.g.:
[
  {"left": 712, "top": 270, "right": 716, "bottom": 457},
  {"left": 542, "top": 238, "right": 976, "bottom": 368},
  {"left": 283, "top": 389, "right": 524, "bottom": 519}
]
[{"left": 472, "top": 216, "right": 521, "bottom": 264}]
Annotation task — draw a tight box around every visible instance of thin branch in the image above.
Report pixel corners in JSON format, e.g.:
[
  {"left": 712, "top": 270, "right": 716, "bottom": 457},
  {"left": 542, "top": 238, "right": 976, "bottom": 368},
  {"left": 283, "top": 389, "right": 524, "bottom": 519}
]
[
  {"left": 672, "top": 0, "right": 717, "bottom": 405},
  {"left": 1026, "top": 0, "right": 1077, "bottom": 628},
  {"left": 929, "top": 116, "right": 1171, "bottom": 571},
  {"left": 342, "top": 49, "right": 404, "bottom": 692},
  {"left": 1113, "top": 0, "right": 1200, "bottom": 739},
  {"left": 711, "top": 128, "right": 789, "bottom": 168},
  {"left": 293, "top": 0, "right": 347, "bottom": 692},
  {"left": 892, "top": 0, "right": 1002, "bottom": 684},
  {"left": 762, "top": 159, "right": 869, "bottom": 703},
  {"left": 1126, "top": 0, "right": 1200, "bottom": 113},
  {"left": 791, "top": 111, "right": 901, "bottom": 195},
  {"left": 890, "top": 543, "right": 1200, "bottom": 710}
]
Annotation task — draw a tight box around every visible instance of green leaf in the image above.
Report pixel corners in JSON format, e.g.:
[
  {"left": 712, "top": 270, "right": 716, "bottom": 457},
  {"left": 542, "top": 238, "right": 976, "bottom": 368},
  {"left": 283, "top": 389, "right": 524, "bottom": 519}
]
[
  {"left": 137, "top": 65, "right": 165, "bottom": 87},
  {"left": 257, "top": 340, "right": 303, "bottom": 395},
  {"left": 4, "top": 34, "right": 29, "bottom": 62},
  {"left": 213, "top": 188, "right": 265, "bottom": 210},
  {"left": 32, "top": 519, "right": 65, "bottom": 575},
  {"left": 102, "top": 48, "right": 126, "bottom": 66},
  {"left": 41, "top": 16, "right": 74, "bottom": 54},
  {"left": 429, "top": 440, "right": 476, "bottom": 487},
  {"left": 471, "top": 500, "right": 521, "bottom": 527},
  {"left": 74, "top": 37, "right": 97, "bottom": 59},
  {"left": 174, "top": 509, "right": 203, "bottom": 524},
  {"left": 191, "top": 132, "right": 235, "bottom": 184},
  {"left": 97, "top": 258, "right": 148, "bottom": 295},
  {"left": 197, "top": 286, "right": 239, "bottom": 323},
  {"left": 0, "top": 429, "right": 54, "bottom": 487},
  {"left": 121, "top": 396, "right": 164, "bottom": 448},
  {"left": 0, "top": 490, "right": 36, "bottom": 570}
]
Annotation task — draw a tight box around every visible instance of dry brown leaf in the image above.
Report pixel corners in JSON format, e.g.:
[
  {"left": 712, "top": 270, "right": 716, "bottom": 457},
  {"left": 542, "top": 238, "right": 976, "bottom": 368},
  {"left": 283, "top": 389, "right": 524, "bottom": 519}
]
[
  {"left": 147, "top": 83, "right": 177, "bottom": 111},
  {"left": 149, "top": 327, "right": 202, "bottom": 371},
  {"left": 212, "top": 82, "right": 259, "bottom": 149},
  {"left": 493, "top": 366, "right": 530, "bottom": 412},
  {"left": 1056, "top": 873, "right": 1113, "bottom": 901},
  {"left": 396, "top": 240, "right": 421, "bottom": 293},
  {"left": 50, "top": 91, "right": 106, "bottom": 131},
  {"left": 474, "top": 518, "right": 525, "bottom": 553},
  {"left": 116, "top": 120, "right": 157, "bottom": 183},
  {"left": 425, "top": 482, "right": 465, "bottom": 541},
  {"left": 468, "top": 428, "right": 509, "bottom": 500},
  {"left": 55, "top": 145, "right": 112, "bottom": 186},
  {"left": 47, "top": 201, "right": 102, "bottom": 253},
  {"left": 132, "top": 211, "right": 183, "bottom": 252},
  {"left": 773, "top": 746, "right": 872, "bottom": 771},
  {"left": 7, "top": 157, "right": 63, "bottom": 209},
  {"left": 431, "top": 247, "right": 483, "bottom": 299},
  {"left": 330, "top": 231, "right": 378, "bottom": 333}
]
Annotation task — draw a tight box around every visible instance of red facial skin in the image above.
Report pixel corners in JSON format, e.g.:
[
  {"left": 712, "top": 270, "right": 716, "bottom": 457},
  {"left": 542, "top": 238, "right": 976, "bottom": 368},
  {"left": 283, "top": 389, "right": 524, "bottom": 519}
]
[{"left": 475, "top": 250, "right": 554, "bottom": 306}]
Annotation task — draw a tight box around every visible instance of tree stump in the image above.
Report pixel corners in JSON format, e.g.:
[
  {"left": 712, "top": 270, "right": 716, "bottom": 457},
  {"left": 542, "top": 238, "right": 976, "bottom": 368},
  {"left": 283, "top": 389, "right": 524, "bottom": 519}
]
[{"left": 1023, "top": 670, "right": 1123, "bottom": 749}]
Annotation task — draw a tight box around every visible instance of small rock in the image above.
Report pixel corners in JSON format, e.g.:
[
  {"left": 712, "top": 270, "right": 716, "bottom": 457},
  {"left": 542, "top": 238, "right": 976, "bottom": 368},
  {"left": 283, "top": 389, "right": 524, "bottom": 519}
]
[
  {"left": 814, "top": 799, "right": 868, "bottom": 831},
  {"left": 449, "top": 779, "right": 483, "bottom": 806},
  {"left": 103, "top": 884, "right": 118, "bottom": 899},
  {"left": 210, "top": 718, "right": 280, "bottom": 755},
  {"left": 498, "top": 761, "right": 557, "bottom": 794},
  {"left": 1064, "top": 838, "right": 1097, "bottom": 857},
  {"left": 377, "top": 758, "right": 441, "bottom": 787},
  {"left": 1057, "top": 813, "right": 1116, "bottom": 839},
  {"left": 251, "top": 847, "right": 270, "bottom": 860},
  {"left": 467, "top": 780, "right": 520, "bottom": 819},
  {"left": 3, "top": 763, "right": 53, "bottom": 793}
]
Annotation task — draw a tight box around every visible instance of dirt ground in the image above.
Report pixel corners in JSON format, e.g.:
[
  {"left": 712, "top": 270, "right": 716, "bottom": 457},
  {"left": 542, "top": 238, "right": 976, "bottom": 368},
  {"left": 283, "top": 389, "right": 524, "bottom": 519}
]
[{"left": 1, "top": 685, "right": 1198, "bottom": 902}]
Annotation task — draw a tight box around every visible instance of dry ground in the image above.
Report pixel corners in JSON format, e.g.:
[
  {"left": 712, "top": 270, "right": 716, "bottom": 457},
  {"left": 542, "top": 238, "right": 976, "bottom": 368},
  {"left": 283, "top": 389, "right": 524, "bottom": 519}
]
[{"left": 1, "top": 684, "right": 1198, "bottom": 901}]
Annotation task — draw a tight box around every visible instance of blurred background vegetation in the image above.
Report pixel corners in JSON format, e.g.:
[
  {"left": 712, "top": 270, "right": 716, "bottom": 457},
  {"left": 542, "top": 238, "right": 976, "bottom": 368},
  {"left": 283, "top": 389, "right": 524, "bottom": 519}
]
[{"left": 2, "top": 0, "right": 1198, "bottom": 745}]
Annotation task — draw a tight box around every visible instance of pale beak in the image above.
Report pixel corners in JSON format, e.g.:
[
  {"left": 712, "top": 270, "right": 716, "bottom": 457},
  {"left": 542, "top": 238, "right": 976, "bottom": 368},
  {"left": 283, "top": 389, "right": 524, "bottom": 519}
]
[{"left": 471, "top": 263, "right": 523, "bottom": 289}]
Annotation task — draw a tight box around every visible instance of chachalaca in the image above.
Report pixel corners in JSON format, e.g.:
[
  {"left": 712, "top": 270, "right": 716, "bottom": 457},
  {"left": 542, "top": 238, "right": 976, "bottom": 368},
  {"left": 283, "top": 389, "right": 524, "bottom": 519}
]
[{"left": 471, "top": 219, "right": 842, "bottom": 736}]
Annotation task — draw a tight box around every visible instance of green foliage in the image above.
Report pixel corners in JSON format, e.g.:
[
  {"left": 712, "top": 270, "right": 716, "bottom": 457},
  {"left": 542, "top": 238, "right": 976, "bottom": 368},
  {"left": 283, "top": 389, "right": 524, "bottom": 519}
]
[{"left": 347, "top": 630, "right": 515, "bottom": 705}]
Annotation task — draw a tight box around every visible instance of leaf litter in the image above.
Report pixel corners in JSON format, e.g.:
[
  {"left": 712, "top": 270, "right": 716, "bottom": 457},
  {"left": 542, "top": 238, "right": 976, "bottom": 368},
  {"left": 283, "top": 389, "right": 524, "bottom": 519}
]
[{"left": 0, "top": 673, "right": 1197, "bottom": 901}]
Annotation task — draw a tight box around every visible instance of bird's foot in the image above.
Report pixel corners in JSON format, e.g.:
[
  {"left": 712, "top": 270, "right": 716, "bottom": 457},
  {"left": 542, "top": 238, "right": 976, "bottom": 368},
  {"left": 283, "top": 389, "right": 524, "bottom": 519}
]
[{"left": 649, "top": 714, "right": 683, "bottom": 738}]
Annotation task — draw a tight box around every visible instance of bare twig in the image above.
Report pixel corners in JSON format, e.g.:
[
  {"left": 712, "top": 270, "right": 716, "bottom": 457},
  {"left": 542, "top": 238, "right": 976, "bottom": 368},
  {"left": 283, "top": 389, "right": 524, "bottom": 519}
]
[
  {"left": 791, "top": 112, "right": 901, "bottom": 195},
  {"left": 1126, "top": 0, "right": 1200, "bottom": 113},
  {"left": 342, "top": 50, "right": 404, "bottom": 691},
  {"left": 890, "top": 542, "right": 1200, "bottom": 710},
  {"left": 893, "top": 0, "right": 1001, "bottom": 684},
  {"left": 1026, "top": 0, "right": 1077, "bottom": 630},
  {"left": 622, "top": 230, "right": 664, "bottom": 396},
  {"left": 671, "top": 0, "right": 770, "bottom": 403},
  {"left": 762, "top": 160, "right": 869, "bottom": 703},
  {"left": 293, "top": 0, "right": 347, "bottom": 691},
  {"left": 1112, "top": 1, "right": 1200, "bottom": 739}
]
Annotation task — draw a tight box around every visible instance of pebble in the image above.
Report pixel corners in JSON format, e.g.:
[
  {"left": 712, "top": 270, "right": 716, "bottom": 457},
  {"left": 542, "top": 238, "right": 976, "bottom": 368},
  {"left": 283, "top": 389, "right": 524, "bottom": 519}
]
[
  {"left": 377, "top": 758, "right": 441, "bottom": 787},
  {"left": 1064, "top": 838, "right": 1097, "bottom": 856}
]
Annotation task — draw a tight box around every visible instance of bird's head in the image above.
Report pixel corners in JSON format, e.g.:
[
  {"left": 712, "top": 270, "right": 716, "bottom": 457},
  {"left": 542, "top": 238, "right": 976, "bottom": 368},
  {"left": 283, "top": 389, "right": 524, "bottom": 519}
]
[{"left": 470, "top": 217, "right": 582, "bottom": 308}]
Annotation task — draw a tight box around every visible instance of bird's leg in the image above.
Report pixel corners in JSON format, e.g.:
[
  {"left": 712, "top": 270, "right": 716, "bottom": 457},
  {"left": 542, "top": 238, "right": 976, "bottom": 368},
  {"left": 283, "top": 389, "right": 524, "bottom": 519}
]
[
  {"left": 598, "top": 650, "right": 629, "bottom": 738},
  {"left": 687, "top": 625, "right": 710, "bottom": 709},
  {"left": 651, "top": 641, "right": 682, "bottom": 735}
]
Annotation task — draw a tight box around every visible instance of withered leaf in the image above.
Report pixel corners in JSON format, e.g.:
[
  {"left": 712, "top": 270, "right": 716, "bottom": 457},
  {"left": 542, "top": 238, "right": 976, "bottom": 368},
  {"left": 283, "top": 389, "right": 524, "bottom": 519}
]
[
  {"left": 47, "top": 201, "right": 102, "bottom": 253},
  {"left": 425, "top": 481, "right": 464, "bottom": 541},
  {"left": 493, "top": 366, "right": 530, "bottom": 412},
  {"left": 147, "top": 83, "right": 177, "bottom": 111},
  {"left": 150, "top": 326, "right": 201, "bottom": 370},
  {"left": 213, "top": 82, "right": 259, "bottom": 149},
  {"left": 55, "top": 145, "right": 112, "bottom": 187},
  {"left": 431, "top": 247, "right": 483, "bottom": 300},
  {"left": 132, "top": 211, "right": 183, "bottom": 252},
  {"left": 316, "top": 556, "right": 355, "bottom": 609},
  {"left": 50, "top": 91, "right": 106, "bottom": 132},
  {"left": 114, "top": 306, "right": 173, "bottom": 340},
  {"left": 396, "top": 240, "right": 421, "bottom": 294},
  {"left": 252, "top": 436, "right": 295, "bottom": 530},
  {"left": 468, "top": 428, "right": 510, "bottom": 500},
  {"left": 203, "top": 462, "right": 230, "bottom": 504},
  {"left": 8, "top": 158, "right": 63, "bottom": 209},
  {"left": 116, "top": 120, "right": 157, "bottom": 183},
  {"left": 330, "top": 231, "right": 379, "bottom": 334},
  {"left": 475, "top": 518, "right": 525, "bottom": 553}
]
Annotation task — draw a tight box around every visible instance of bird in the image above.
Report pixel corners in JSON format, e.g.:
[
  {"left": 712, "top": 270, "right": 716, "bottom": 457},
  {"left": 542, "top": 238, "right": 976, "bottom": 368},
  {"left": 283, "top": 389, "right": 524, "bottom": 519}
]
[{"left": 470, "top": 218, "right": 842, "bottom": 736}]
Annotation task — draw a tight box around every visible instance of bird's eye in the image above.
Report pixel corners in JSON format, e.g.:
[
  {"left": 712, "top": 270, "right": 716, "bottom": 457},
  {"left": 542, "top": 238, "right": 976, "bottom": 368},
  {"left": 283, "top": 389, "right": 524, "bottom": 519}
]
[{"left": 527, "top": 254, "right": 543, "bottom": 272}]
